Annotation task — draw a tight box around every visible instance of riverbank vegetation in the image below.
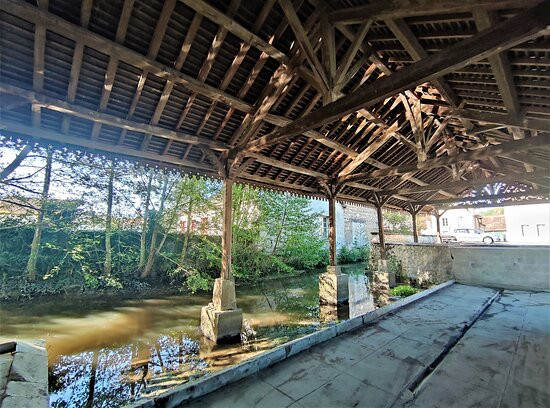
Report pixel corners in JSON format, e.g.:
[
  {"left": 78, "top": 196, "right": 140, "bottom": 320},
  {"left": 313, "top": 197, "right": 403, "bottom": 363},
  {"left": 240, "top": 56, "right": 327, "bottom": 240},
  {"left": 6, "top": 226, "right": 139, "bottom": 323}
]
[{"left": 0, "top": 142, "right": 368, "bottom": 299}]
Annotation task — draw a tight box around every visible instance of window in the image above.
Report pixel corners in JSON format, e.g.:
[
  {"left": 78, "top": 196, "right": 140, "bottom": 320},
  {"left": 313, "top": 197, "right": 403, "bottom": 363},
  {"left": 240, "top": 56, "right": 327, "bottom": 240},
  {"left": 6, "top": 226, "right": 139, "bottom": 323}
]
[
  {"left": 537, "top": 224, "right": 546, "bottom": 237},
  {"left": 322, "top": 216, "right": 329, "bottom": 238},
  {"left": 521, "top": 224, "right": 530, "bottom": 237},
  {"left": 442, "top": 218, "right": 448, "bottom": 227}
]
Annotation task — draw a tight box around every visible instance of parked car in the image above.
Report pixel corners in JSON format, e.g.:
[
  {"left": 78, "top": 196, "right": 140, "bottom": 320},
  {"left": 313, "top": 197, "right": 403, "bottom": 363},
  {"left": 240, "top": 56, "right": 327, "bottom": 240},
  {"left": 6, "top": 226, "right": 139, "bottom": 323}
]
[{"left": 445, "top": 228, "right": 501, "bottom": 244}]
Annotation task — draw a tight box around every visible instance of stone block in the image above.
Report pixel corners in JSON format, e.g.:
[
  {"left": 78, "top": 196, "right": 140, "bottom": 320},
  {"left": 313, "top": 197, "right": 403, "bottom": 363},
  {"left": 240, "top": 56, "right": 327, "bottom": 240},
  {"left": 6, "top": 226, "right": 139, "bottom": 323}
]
[
  {"left": 211, "top": 278, "right": 237, "bottom": 311},
  {"left": 9, "top": 352, "right": 48, "bottom": 384},
  {"left": 1, "top": 395, "right": 48, "bottom": 408},
  {"left": 319, "top": 272, "right": 349, "bottom": 305},
  {"left": 326, "top": 265, "right": 342, "bottom": 275},
  {"left": 200, "top": 303, "right": 242, "bottom": 343},
  {"left": 15, "top": 341, "right": 46, "bottom": 356},
  {"left": 5, "top": 380, "right": 48, "bottom": 399}
]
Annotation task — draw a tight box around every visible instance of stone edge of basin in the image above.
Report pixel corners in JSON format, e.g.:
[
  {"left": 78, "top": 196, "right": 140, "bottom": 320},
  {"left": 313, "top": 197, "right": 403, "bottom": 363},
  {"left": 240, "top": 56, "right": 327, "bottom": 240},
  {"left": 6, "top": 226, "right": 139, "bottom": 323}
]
[
  {"left": 0, "top": 340, "right": 49, "bottom": 408},
  {"left": 127, "top": 280, "right": 456, "bottom": 408}
]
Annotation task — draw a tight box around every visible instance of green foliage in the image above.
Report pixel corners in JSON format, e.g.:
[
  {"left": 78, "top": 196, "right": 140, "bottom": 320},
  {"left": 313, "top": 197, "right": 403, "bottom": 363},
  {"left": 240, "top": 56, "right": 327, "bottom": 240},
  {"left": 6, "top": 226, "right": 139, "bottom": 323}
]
[
  {"left": 338, "top": 245, "right": 370, "bottom": 264},
  {"left": 390, "top": 285, "right": 418, "bottom": 297},
  {"left": 0, "top": 144, "right": 335, "bottom": 298},
  {"left": 383, "top": 209, "right": 412, "bottom": 234}
]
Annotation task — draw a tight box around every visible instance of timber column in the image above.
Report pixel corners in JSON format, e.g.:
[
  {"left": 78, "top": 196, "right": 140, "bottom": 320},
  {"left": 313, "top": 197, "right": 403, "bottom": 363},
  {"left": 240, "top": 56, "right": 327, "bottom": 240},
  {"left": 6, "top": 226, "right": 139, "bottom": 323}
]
[
  {"left": 200, "top": 178, "right": 243, "bottom": 343},
  {"left": 319, "top": 185, "right": 349, "bottom": 306},
  {"left": 372, "top": 193, "right": 391, "bottom": 306}
]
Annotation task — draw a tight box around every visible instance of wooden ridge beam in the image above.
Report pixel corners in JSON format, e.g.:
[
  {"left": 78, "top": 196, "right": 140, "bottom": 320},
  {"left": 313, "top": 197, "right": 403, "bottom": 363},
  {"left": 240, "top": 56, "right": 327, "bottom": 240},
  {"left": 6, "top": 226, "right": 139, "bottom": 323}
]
[
  {"left": 339, "top": 133, "right": 550, "bottom": 184},
  {"left": 1, "top": 0, "right": 253, "bottom": 113},
  {"left": 328, "top": 0, "right": 543, "bottom": 24},
  {"left": 0, "top": 84, "right": 227, "bottom": 150},
  {"left": 241, "top": 2, "right": 550, "bottom": 152}
]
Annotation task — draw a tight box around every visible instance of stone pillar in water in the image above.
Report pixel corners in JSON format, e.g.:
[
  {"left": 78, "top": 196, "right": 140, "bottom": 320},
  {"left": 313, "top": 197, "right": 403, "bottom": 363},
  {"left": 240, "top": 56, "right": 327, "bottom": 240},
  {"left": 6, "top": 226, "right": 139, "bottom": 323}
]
[
  {"left": 319, "top": 265, "right": 349, "bottom": 306},
  {"left": 200, "top": 179, "right": 242, "bottom": 344},
  {"left": 372, "top": 260, "right": 391, "bottom": 307}
]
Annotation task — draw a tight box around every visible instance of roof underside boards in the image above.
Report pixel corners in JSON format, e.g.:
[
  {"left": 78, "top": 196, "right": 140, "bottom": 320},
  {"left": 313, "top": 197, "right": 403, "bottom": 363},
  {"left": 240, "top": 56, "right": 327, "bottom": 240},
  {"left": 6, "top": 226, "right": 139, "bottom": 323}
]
[{"left": 0, "top": 0, "right": 549, "bottom": 211}]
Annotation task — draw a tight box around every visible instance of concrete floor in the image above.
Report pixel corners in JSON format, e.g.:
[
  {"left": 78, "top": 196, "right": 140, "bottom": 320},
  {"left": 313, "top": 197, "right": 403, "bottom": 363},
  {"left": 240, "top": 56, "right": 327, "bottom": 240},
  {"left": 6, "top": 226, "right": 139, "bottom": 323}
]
[{"left": 183, "top": 284, "right": 550, "bottom": 408}]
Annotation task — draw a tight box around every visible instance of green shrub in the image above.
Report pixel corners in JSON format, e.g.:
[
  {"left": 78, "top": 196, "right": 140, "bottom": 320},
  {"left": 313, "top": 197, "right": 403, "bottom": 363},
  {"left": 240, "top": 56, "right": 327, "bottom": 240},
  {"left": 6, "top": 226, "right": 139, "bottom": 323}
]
[
  {"left": 390, "top": 285, "right": 418, "bottom": 297},
  {"left": 338, "top": 245, "right": 370, "bottom": 264}
]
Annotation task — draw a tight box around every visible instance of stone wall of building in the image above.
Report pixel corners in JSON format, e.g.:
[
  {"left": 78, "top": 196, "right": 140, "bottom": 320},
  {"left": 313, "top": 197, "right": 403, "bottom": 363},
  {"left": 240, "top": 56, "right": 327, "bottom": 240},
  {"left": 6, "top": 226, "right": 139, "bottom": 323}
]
[
  {"left": 370, "top": 243, "right": 453, "bottom": 286},
  {"left": 342, "top": 204, "right": 378, "bottom": 246}
]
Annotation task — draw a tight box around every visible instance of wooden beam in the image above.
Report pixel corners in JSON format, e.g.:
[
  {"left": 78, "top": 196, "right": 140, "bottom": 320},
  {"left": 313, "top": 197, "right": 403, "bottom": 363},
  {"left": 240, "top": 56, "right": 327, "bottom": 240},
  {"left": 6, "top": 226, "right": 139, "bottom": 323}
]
[
  {"left": 244, "top": 152, "right": 327, "bottom": 179},
  {"left": 279, "top": 0, "right": 329, "bottom": 90},
  {"left": 61, "top": 0, "right": 94, "bottom": 134},
  {"left": 453, "top": 109, "right": 550, "bottom": 132},
  {"left": 1, "top": 0, "right": 253, "bottom": 113},
  {"left": 241, "top": 2, "right": 550, "bottom": 152},
  {"left": 474, "top": 10, "right": 520, "bottom": 118},
  {"left": 417, "top": 190, "right": 549, "bottom": 206},
  {"left": 333, "top": 21, "right": 371, "bottom": 91},
  {"left": 31, "top": 0, "right": 48, "bottom": 127},
  {"left": 180, "top": 0, "right": 287, "bottom": 64},
  {"left": 435, "top": 197, "right": 550, "bottom": 209},
  {"left": 328, "top": 0, "right": 543, "bottom": 24},
  {"left": 90, "top": 0, "right": 137, "bottom": 140},
  {"left": 339, "top": 133, "right": 550, "bottom": 184},
  {"left": 0, "top": 84, "right": 227, "bottom": 150},
  {"left": 338, "top": 120, "right": 399, "bottom": 177},
  {"left": 0, "top": 120, "right": 215, "bottom": 172},
  {"left": 385, "top": 18, "right": 460, "bottom": 106},
  {"left": 221, "top": 178, "right": 233, "bottom": 280}
]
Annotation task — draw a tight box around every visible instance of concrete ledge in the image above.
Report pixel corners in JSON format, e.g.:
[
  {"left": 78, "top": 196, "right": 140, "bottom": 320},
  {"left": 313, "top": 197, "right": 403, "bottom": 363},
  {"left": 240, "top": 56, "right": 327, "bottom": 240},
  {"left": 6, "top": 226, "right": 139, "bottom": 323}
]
[{"left": 127, "top": 280, "right": 455, "bottom": 408}]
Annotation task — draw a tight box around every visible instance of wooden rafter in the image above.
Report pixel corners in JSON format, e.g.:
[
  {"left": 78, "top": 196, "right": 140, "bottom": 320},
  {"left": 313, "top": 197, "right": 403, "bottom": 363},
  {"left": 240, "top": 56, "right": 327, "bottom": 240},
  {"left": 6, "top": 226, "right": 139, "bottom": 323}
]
[
  {"left": 241, "top": 2, "right": 550, "bottom": 152},
  {"left": 328, "top": 0, "right": 543, "bottom": 24}
]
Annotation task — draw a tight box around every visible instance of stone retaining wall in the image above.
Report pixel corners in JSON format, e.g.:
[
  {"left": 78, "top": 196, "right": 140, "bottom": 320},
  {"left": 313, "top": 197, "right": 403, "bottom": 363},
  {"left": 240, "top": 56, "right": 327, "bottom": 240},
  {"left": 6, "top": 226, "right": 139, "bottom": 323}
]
[
  {"left": 0, "top": 341, "right": 48, "bottom": 407},
  {"left": 370, "top": 243, "right": 550, "bottom": 291},
  {"left": 451, "top": 245, "right": 550, "bottom": 291},
  {"left": 370, "top": 243, "right": 453, "bottom": 286}
]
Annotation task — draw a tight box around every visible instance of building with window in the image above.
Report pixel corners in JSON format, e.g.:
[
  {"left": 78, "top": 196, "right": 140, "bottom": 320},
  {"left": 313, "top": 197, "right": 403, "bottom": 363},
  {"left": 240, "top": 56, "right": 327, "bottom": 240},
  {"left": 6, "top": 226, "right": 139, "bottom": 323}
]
[
  {"left": 424, "top": 208, "right": 484, "bottom": 236},
  {"left": 504, "top": 204, "right": 550, "bottom": 244},
  {"left": 310, "top": 200, "right": 378, "bottom": 249}
]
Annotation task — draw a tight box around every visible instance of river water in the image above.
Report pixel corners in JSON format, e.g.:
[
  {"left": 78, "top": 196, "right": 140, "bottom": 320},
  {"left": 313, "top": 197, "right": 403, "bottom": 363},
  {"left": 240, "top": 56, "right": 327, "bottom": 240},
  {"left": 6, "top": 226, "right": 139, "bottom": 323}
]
[{"left": 0, "top": 264, "right": 374, "bottom": 407}]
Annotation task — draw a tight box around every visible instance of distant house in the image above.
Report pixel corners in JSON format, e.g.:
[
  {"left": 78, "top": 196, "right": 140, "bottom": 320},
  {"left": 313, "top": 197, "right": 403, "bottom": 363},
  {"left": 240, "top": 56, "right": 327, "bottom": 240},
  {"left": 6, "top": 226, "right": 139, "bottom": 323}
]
[
  {"left": 424, "top": 208, "right": 484, "bottom": 235},
  {"left": 310, "top": 200, "right": 378, "bottom": 248},
  {"left": 504, "top": 204, "right": 550, "bottom": 244}
]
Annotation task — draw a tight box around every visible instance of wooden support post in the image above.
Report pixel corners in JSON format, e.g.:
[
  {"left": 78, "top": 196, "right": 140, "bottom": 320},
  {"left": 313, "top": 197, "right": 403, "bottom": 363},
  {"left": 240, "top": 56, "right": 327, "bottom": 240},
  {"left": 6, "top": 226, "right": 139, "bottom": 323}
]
[
  {"left": 376, "top": 204, "right": 386, "bottom": 260},
  {"left": 328, "top": 194, "right": 337, "bottom": 266},
  {"left": 411, "top": 211, "right": 418, "bottom": 243},
  {"left": 434, "top": 209, "right": 446, "bottom": 243},
  {"left": 373, "top": 193, "right": 389, "bottom": 260},
  {"left": 221, "top": 178, "right": 233, "bottom": 280}
]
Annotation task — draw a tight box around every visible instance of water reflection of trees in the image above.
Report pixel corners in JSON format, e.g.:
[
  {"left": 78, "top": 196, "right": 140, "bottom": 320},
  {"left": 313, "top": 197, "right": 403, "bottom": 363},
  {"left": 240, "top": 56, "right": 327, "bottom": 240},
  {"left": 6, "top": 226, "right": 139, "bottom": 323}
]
[{"left": 49, "top": 334, "right": 207, "bottom": 407}]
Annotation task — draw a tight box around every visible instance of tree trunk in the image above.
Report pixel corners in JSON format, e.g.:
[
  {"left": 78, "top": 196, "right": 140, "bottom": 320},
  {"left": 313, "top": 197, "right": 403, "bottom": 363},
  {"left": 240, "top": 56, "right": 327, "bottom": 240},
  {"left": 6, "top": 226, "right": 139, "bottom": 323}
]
[
  {"left": 0, "top": 145, "right": 32, "bottom": 181},
  {"left": 180, "top": 200, "right": 193, "bottom": 263},
  {"left": 139, "top": 172, "right": 153, "bottom": 272},
  {"left": 26, "top": 150, "right": 52, "bottom": 281},
  {"left": 271, "top": 194, "right": 289, "bottom": 255},
  {"left": 104, "top": 163, "right": 115, "bottom": 276},
  {"left": 141, "top": 176, "right": 169, "bottom": 279}
]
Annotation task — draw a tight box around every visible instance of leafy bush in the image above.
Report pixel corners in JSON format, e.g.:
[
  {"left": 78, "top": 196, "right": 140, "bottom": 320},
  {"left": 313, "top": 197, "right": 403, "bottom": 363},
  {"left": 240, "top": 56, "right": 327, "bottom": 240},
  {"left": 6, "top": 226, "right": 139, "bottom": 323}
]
[
  {"left": 338, "top": 245, "right": 370, "bottom": 264},
  {"left": 390, "top": 285, "right": 418, "bottom": 297}
]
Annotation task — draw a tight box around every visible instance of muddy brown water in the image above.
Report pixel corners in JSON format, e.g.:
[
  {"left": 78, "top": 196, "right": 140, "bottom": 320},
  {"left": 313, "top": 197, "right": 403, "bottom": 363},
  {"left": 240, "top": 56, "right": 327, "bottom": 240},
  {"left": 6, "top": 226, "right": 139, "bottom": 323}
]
[{"left": 0, "top": 264, "right": 375, "bottom": 407}]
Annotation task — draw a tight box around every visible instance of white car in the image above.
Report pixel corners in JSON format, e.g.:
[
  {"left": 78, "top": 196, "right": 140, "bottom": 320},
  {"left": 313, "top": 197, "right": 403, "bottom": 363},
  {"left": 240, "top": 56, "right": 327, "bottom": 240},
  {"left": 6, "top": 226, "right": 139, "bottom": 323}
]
[{"left": 446, "top": 228, "right": 501, "bottom": 244}]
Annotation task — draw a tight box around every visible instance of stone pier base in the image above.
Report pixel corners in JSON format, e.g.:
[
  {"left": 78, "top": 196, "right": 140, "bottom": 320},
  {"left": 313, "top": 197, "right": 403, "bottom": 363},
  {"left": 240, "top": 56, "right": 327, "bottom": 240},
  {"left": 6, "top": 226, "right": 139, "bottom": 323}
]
[
  {"left": 200, "top": 278, "right": 243, "bottom": 344},
  {"left": 372, "top": 262, "right": 391, "bottom": 308},
  {"left": 319, "top": 266, "right": 349, "bottom": 305}
]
